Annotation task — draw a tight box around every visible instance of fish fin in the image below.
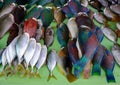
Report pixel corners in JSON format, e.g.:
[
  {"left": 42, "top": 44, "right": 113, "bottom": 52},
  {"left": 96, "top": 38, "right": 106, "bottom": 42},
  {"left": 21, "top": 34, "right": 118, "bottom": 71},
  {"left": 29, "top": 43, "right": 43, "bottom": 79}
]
[
  {"left": 35, "top": 72, "right": 41, "bottom": 78},
  {"left": 0, "top": 71, "right": 6, "bottom": 77},
  {"left": 106, "top": 70, "right": 116, "bottom": 83},
  {"left": 47, "top": 74, "right": 57, "bottom": 81},
  {"left": 66, "top": 73, "right": 77, "bottom": 83},
  {"left": 92, "top": 64, "right": 101, "bottom": 76},
  {"left": 5, "top": 67, "right": 13, "bottom": 77}
]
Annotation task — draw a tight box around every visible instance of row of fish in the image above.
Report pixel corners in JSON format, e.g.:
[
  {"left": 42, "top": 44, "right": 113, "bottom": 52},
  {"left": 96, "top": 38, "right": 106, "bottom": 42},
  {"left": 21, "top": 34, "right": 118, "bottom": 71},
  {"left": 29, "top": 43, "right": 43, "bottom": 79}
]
[{"left": 0, "top": 32, "right": 58, "bottom": 81}]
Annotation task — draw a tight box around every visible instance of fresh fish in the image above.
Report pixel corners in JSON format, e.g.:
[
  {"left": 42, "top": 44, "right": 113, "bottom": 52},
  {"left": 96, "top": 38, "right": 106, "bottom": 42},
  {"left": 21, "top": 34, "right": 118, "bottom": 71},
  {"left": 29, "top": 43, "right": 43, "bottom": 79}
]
[
  {"left": 116, "top": 22, "right": 120, "bottom": 30},
  {"left": 24, "top": 38, "right": 36, "bottom": 70},
  {"left": 23, "top": 18, "right": 38, "bottom": 38},
  {"left": 93, "top": 12, "right": 107, "bottom": 24},
  {"left": 0, "top": 14, "right": 14, "bottom": 38},
  {"left": 0, "top": 3, "right": 16, "bottom": 17},
  {"left": 1, "top": 49, "right": 7, "bottom": 70},
  {"left": 67, "top": 17, "right": 78, "bottom": 39},
  {"left": 103, "top": 7, "right": 119, "bottom": 22},
  {"left": 16, "top": 33, "right": 30, "bottom": 64},
  {"left": 98, "top": 0, "right": 109, "bottom": 7},
  {"left": 47, "top": 50, "right": 58, "bottom": 81},
  {"left": 44, "top": 27, "right": 54, "bottom": 47},
  {"left": 76, "top": 38, "right": 82, "bottom": 58},
  {"left": 80, "top": 0, "right": 88, "bottom": 7},
  {"left": 57, "top": 23, "right": 69, "bottom": 47},
  {"left": 30, "top": 43, "right": 41, "bottom": 73},
  {"left": 112, "top": 44, "right": 120, "bottom": 66},
  {"left": 110, "top": 4, "right": 120, "bottom": 15},
  {"left": 102, "top": 26, "right": 117, "bottom": 43},
  {"left": 36, "top": 45, "right": 47, "bottom": 77}
]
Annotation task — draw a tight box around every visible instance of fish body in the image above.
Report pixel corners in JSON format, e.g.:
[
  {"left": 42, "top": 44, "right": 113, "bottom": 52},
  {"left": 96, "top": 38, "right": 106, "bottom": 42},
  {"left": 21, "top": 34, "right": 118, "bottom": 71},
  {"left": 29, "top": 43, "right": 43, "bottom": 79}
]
[
  {"left": 110, "top": 4, "right": 120, "bottom": 15},
  {"left": 98, "top": 0, "right": 109, "bottom": 7},
  {"left": 1, "top": 49, "right": 7, "bottom": 69}
]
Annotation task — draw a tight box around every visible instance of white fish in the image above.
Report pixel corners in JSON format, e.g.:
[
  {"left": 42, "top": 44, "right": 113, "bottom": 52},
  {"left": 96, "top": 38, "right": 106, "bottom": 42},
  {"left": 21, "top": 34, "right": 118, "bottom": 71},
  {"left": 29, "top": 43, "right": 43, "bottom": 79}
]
[
  {"left": 47, "top": 50, "right": 58, "bottom": 81},
  {"left": 102, "top": 26, "right": 117, "bottom": 43},
  {"left": 0, "top": 3, "right": 16, "bottom": 17},
  {"left": 0, "top": 14, "right": 14, "bottom": 38},
  {"left": 76, "top": 38, "right": 82, "bottom": 58},
  {"left": 5, "top": 47, "right": 11, "bottom": 67},
  {"left": 1, "top": 49, "right": 7, "bottom": 70},
  {"left": 36, "top": 45, "right": 47, "bottom": 71},
  {"left": 98, "top": 0, "right": 108, "bottom": 7},
  {"left": 112, "top": 44, "right": 120, "bottom": 66},
  {"left": 30, "top": 43, "right": 41, "bottom": 72},
  {"left": 16, "top": 33, "right": 29, "bottom": 64},
  {"left": 67, "top": 17, "right": 78, "bottom": 39},
  {"left": 116, "top": 22, "right": 120, "bottom": 31},
  {"left": 24, "top": 38, "right": 36, "bottom": 70},
  {"left": 110, "top": 4, "right": 120, "bottom": 15}
]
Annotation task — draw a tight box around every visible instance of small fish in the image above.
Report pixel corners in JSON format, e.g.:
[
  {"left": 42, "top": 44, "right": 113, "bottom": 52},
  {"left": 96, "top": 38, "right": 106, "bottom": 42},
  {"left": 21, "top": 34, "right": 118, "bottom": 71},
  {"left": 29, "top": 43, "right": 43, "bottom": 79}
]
[
  {"left": 110, "top": 4, "right": 120, "bottom": 15},
  {"left": 67, "top": 17, "right": 79, "bottom": 39},
  {"left": 57, "top": 23, "right": 69, "bottom": 47},
  {"left": 44, "top": 27, "right": 54, "bottom": 47},
  {"left": 0, "top": 14, "right": 14, "bottom": 38},
  {"left": 98, "top": 0, "right": 109, "bottom": 7},
  {"left": 36, "top": 45, "right": 47, "bottom": 77},
  {"left": 0, "top": 3, "right": 16, "bottom": 17},
  {"left": 47, "top": 50, "right": 58, "bottom": 81},
  {"left": 102, "top": 26, "right": 117, "bottom": 43},
  {"left": 30, "top": 43, "right": 41, "bottom": 73},
  {"left": 116, "top": 22, "right": 120, "bottom": 31},
  {"left": 23, "top": 18, "right": 38, "bottom": 38},
  {"left": 24, "top": 38, "right": 36, "bottom": 70},
  {"left": 103, "top": 7, "right": 119, "bottom": 22},
  {"left": 16, "top": 33, "right": 30, "bottom": 64},
  {"left": 112, "top": 44, "right": 120, "bottom": 66}
]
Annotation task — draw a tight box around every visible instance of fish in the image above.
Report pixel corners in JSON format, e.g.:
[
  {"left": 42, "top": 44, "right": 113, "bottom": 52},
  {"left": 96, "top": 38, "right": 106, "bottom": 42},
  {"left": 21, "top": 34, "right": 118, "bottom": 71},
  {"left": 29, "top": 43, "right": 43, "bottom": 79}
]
[
  {"left": 103, "top": 7, "right": 119, "bottom": 22},
  {"left": 57, "top": 23, "right": 69, "bottom": 47},
  {"left": 0, "top": 3, "right": 16, "bottom": 17},
  {"left": 53, "top": 7, "right": 65, "bottom": 26},
  {"left": 110, "top": 4, "right": 120, "bottom": 15},
  {"left": 101, "top": 47, "right": 116, "bottom": 83},
  {"left": 0, "top": 14, "right": 15, "bottom": 39},
  {"left": 47, "top": 50, "right": 58, "bottom": 81},
  {"left": 116, "top": 22, "right": 120, "bottom": 31},
  {"left": 36, "top": 45, "right": 47, "bottom": 78},
  {"left": 67, "top": 17, "right": 79, "bottom": 39},
  {"left": 101, "top": 26, "right": 117, "bottom": 43},
  {"left": 98, "top": 0, "right": 109, "bottom": 7},
  {"left": 44, "top": 27, "right": 54, "bottom": 47},
  {"left": 80, "top": 0, "right": 88, "bottom": 7},
  {"left": 112, "top": 44, "right": 120, "bottom": 66},
  {"left": 30, "top": 43, "right": 41, "bottom": 74},
  {"left": 24, "top": 38, "right": 36, "bottom": 70},
  {"left": 23, "top": 18, "right": 38, "bottom": 38},
  {"left": 76, "top": 38, "right": 82, "bottom": 58}
]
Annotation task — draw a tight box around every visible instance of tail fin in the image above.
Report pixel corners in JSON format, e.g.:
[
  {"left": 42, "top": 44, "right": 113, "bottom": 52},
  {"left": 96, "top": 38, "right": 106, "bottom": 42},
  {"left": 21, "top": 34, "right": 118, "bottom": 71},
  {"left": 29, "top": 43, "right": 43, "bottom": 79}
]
[
  {"left": 47, "top": 74, "right": 57, "bottom": 81},
  {"left": 92, "top": 64, "right": 101, "bottom": 76},
  {"left": 66, "top": 73, "right": 77, "bottom": 83},
  {"left": 106, "top": 70, "right": 116, "bottom": 83},
  {"left": 35, "top": 72, "right": 41, "bottom": 78},
  {"left": 0, "top": 71, "right": 6, "bottom": 77}
]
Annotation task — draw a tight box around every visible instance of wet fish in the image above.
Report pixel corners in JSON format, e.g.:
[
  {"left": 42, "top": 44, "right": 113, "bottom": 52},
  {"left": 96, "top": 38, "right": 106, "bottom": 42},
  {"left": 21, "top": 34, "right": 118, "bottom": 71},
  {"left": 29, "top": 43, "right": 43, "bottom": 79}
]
[
  {"left": 110, "top": 4, "right": 120, "bottom": 15},
  {"left": 0, "top": 14, "right": 14, "bottom": 38},
  {"left": 30, "top": 43, "right": 41, "bottom": 73},
  {"left": 1, "top": 49, "right": 7, "bottom": 70},
  {"left": 0, "top": 3, "right": 16, "bottom": 17},
  {"left": 98, "top": 0, "right": 109, "bottom": 7},
  {"left": 47, "top": 50, "right": 58, "bottom": 81},
  {"left": 36, "top": 45, "right": 47, "bottom": 77},
  {"left": 67, "top": 17, "right": 78, "bottom": 39},
  {"left": 44, "top": 27, "right": 54, "bottom": 47},
  {"left": 102, "top": 26, "right": 117, "bottom": 43},
  {"left": 24, "top": 38, "right": 36, "bottom": 70},
  {"left": 112, "top": 44, "right": 120, "bottom": 66},
  {"left": 80, "top": 0, "right": 88, "bottom": 7}
]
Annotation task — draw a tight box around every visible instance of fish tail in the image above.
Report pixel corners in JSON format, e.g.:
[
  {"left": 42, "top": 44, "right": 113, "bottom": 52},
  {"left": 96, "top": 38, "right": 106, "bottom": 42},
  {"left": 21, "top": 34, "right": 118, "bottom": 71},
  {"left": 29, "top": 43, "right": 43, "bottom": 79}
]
[
  {"left": 66, "top": 73, "right": 77, "bottom": 83},
  {"left": 106, "top": 70, "right": 116, "bottom": 83},
  {"left": 0, "top": 71, "right": 6, "bottom": 77},
  {"left": 47, "top": 74, "right": 57, "bottom": 81},
  {"left": 92, "top": 63, "right": 101, "bottom": 76},
  {"left": 35, "top": 71, "right": 41, "bottom": 78},
  {"left": 5, "top": 67, "right": 13, "bottom": 77},
  {"left": 103, "top": 20, "right": 109, "bottom": 27},
  {"left": 57, "top": 65, "right": 66, "bottom": 76}
]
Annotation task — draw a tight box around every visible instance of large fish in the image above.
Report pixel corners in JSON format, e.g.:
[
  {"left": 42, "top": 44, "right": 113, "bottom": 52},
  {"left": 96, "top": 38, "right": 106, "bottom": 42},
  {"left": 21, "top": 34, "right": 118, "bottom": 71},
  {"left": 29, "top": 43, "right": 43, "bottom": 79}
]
[
  {"left": 0, "top": 3, "right": 16, "bottom": 17},
  {"left": 67, "top": 17, "right": 79, "bottom": 39},
  {"left": 24, "top": 38, "right": 36, "bottom": 70},
  {"left": 0, "top": 14, "right": 14, "bottom": 38},
  {"left": 47, "top": 50, "right": 58, "bottom": 81},
  {"left": 36, "top": 45, "right": 47, "bottom": 77},
  {"left": 110, "top": 4, "right": 120, "bottom": 15},
  {"left": 30, "top": 43, "right": 41, "bottom": 73},
  {"left": 112, "top": 44, "right": 120, "bottom": 66}
]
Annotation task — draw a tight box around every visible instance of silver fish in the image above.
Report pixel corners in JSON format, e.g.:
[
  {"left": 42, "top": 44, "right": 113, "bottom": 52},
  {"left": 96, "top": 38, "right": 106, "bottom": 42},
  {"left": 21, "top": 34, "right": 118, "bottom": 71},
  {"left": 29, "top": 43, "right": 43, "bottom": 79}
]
[
  {"left": 67, "top": 17, "right": 78, "bottom": 39},
  {"left": 0, "top": 3, "right": 16, "bottom": 17},
  {"left": 1, "top": 49, "right": 7, "bottom": 70},
  {"left": 5, "top": 47, "right": 11, "bottom": 66},
  {"left": 112, "top": 44, "right": 120, "bottom": 66},
  {"left": 30, "top": 43, "right": 41, "bottom": 72},
  {"left": 16, "top": 33, "right": 30, "bottom": 64},
  {"left": 102, "top": 26, "right": 117, "bottom": 43},
  {"left": 110, "top": 4, "right": 120, "bottom": 15},
  {"left": 24, "top": 38, "right": 36, "bottom": 70},
  {"left": 117, "top": 22, "right": 120, "bottom": 31},
  {"left": 93, "top": 12, "right": 107, "bottom": 24},
  {"left": 0, "top": 14, "right": 14, "bottom": 38},
  {"left": 47, "top": 50, "right": 58, "bottom": 81},
  {"left": 98, "top": 0, "right": 109, "bottom": 7}
]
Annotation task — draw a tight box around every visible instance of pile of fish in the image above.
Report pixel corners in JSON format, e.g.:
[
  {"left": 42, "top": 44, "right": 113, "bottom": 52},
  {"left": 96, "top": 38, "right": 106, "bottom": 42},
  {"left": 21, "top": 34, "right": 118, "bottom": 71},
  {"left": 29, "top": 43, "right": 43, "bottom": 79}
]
[{"left": 0, "top": 0, "right": 120, "bottom": 83}]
